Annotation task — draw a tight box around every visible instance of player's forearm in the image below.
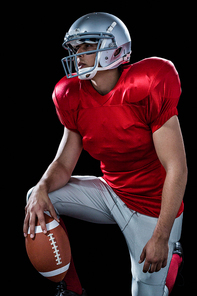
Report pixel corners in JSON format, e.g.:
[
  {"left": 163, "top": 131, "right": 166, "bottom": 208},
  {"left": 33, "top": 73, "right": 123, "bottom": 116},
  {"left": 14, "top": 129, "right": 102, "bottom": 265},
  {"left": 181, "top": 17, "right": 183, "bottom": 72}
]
[
  {"left": 153, "top": 167, "right": 187, "bottom": 241},
  {"left": 36, "top": 160, "right": 71, "bottom": 194}
]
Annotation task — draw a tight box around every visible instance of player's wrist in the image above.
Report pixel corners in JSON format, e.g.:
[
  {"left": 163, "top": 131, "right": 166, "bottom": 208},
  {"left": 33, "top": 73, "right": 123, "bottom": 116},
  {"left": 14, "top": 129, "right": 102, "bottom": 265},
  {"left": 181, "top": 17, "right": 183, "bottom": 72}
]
[
  {"left": 35, "top": 181, "right": 49, "bottom": 194},
  {"left": 152, "top": 226, "right": 170, "bottom": 242}
]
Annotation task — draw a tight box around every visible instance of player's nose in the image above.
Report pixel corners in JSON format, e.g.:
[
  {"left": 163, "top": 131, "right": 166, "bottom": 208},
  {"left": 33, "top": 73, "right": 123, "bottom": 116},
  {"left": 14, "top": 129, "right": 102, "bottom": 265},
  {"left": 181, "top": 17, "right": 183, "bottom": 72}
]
[{"left": 76, "top": 45, "right": 84, "bottom": 56}]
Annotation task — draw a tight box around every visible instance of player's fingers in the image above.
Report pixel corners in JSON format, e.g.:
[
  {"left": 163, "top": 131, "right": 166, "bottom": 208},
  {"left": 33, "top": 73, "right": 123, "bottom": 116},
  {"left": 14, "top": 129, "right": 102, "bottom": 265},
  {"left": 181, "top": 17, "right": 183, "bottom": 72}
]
[
  {"left": 23, "top": 212, "right": 30, "bottom": 237},
  {"left": 37, "top": 210, "right": 47, "bottom": 234},
  {"left": 139, "top": 248, "right": 146, "bottom": 264},
  {"left": 29, "top": 211, "right": 36, "bottom": 239},
  {"left": 149, "top": 263, "right": 157, "bottom": 273},
  {"left": 143, "top": 260, "right": 151, "bottom": 273},
  {"left": 162, "top": 258, "right": 168, "bottom": 268},
  {"left": 155, "top": 262, "right": 162, "bottom": 272}
]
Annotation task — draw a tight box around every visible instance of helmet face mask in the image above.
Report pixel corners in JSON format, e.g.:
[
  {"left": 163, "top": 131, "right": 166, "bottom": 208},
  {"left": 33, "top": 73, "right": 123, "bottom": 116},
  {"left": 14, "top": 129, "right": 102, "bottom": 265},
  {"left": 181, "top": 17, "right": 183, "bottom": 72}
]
[
  {"left": 61, "top": 12, "right": 132, "bottom": 80},
  {"left": 62, "top": 34, "right": 118, "bottom": 79}
]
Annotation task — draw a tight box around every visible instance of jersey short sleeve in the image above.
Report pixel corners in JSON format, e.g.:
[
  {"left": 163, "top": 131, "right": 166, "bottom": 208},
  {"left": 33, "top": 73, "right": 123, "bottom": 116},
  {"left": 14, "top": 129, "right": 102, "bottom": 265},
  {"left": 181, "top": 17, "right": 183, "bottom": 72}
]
[
  {"left": 147, "top": 60, "right": 181, "bottom": 133},
  {"left": 52, "top": 77, "right": 79, "bottom": 133}
]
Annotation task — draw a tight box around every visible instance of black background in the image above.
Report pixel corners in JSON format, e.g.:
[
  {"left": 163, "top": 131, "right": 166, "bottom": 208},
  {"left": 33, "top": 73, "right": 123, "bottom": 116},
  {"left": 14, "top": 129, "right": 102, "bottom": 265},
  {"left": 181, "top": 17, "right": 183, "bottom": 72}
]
[{"left": 8, "top": 2, "right": 195, "bottom": 296}]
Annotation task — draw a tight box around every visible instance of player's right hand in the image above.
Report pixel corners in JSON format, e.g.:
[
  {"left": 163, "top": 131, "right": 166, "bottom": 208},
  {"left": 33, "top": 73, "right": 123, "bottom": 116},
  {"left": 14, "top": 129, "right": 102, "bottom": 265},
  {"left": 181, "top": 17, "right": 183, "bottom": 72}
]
[{"left": 23, "top": 186, "right": 59, "bottom": 239}]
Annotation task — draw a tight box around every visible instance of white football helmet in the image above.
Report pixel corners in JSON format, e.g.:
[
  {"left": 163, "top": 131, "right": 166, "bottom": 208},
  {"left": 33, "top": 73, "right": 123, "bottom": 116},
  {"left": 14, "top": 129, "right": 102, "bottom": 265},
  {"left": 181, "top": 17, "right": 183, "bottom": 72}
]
[{"left": 61, "top": 12, "right": 132, "bottom": 80}]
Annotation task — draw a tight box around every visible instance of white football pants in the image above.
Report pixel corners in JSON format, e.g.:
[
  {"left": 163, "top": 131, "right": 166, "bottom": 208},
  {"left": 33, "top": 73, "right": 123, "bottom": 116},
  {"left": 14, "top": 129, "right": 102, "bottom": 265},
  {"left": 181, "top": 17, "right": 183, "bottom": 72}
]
[{"left": 27, "top": 175, "right": 183, "bottom": 296}]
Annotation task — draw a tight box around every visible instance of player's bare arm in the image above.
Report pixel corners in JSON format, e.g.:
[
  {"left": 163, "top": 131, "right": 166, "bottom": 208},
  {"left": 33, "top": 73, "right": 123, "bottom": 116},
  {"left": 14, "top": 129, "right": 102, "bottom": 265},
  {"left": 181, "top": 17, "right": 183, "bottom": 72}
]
[
  {"left": 139, "top": 115, "right": 187, "bottom": 273},
  {"left": 23, "top": 128, "right": 83, "bottom": 238}
]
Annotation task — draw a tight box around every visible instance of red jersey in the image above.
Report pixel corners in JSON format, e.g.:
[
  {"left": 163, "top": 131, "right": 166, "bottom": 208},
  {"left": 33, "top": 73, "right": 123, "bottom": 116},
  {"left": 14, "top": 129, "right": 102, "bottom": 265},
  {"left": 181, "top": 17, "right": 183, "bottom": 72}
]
[{"left": 52, "top": 57, "right": 184, "bottom": 218}]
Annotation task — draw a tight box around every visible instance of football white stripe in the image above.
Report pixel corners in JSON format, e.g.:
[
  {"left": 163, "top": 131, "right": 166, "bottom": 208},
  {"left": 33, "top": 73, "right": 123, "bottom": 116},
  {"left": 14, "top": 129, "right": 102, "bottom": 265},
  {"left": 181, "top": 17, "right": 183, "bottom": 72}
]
[
  {"left": 27, "top": 219, "right": 59, "bottom": 234},
  {"left": 39, "top": 263, "right": 70, "bottom": 277}
]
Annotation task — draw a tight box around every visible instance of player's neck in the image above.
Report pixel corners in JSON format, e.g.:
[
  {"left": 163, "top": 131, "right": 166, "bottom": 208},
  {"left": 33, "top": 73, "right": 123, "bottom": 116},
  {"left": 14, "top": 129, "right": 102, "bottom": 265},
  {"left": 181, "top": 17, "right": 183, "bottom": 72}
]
[{"left": 90, "top": 68, "right": 121, "bottom": 96}]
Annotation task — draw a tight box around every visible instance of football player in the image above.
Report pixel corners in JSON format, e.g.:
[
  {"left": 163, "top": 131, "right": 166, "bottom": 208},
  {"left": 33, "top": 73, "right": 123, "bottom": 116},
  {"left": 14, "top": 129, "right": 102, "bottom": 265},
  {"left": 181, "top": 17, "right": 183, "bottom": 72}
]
[{"left": 24, "top": 12, "right": 187, "bottom": 296}]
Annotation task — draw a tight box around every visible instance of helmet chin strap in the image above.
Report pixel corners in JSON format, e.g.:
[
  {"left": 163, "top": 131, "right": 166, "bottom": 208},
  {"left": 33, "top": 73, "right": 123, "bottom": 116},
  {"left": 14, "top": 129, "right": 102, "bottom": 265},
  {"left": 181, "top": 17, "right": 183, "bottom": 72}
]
[
  {"left": 78, "top": 54, "right": 129, "bottom": 80},
  {"left": 78, "top": 66, "right": 98, "bottom": 80}
]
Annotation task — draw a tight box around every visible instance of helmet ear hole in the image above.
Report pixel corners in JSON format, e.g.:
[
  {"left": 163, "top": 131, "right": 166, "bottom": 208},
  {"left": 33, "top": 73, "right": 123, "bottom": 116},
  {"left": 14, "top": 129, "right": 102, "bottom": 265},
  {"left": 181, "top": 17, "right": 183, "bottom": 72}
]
[{"left": 114, "top": 47, "right": 122, "bottom": 57}]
